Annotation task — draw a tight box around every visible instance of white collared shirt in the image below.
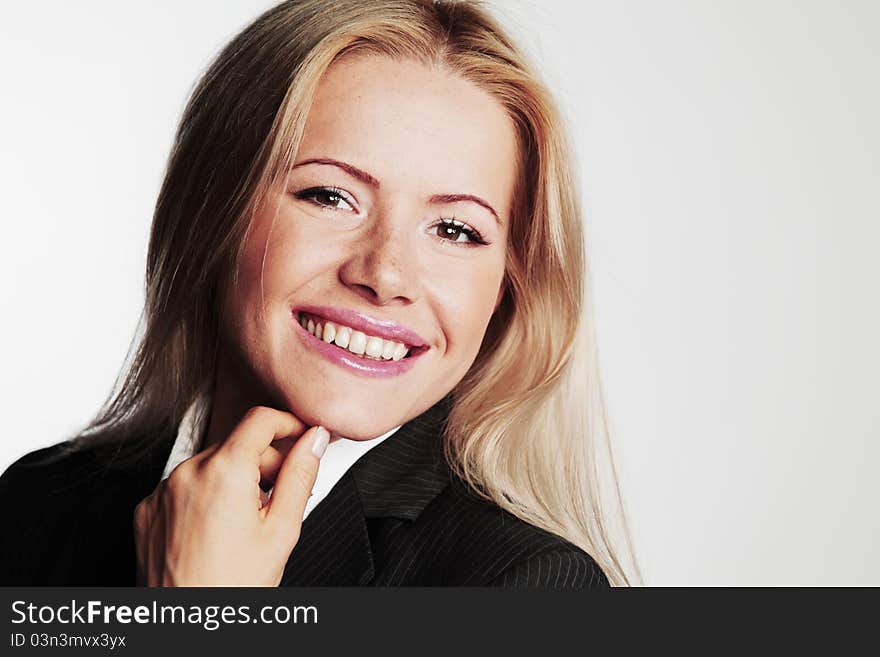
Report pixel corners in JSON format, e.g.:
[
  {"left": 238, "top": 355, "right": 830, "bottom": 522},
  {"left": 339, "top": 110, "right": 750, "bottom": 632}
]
[{"left": 160, "top": 394, "right": 400, "bottom": 520}]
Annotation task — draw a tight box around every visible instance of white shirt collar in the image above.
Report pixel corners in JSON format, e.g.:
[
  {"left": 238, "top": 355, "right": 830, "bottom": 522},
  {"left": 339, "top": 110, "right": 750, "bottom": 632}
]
[{"left": 160, "top": 393, "right": 401, "bottom": 521}]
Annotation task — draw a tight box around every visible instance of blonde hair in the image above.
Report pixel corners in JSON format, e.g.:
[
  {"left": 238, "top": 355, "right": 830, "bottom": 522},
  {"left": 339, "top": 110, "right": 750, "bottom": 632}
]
[{"left": 74, "top": 0, "right": 641, "bottom": 586}]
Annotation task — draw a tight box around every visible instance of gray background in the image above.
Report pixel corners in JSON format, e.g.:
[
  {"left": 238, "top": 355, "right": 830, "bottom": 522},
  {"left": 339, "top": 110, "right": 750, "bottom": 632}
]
[{"left": 0, "top": 0, "right": 877, "bottom": 585}]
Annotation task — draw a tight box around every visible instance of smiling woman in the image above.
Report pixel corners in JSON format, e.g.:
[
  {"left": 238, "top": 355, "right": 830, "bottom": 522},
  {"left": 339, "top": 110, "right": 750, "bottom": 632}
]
[
  {"left": 0, "top": 0, "right": 640, "bottom": 587},
  {"left": 216, "top": 54, "right": 513, "bottom": 446}
]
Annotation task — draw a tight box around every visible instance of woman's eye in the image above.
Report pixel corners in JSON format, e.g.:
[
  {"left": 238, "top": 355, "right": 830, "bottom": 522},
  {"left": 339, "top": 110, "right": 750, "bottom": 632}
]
[
  {"left": 294, "top": 186, "right": 356, "bottom": 212},
  {"left": 434, "top": 218, "right": 488, "bottom": 247}
]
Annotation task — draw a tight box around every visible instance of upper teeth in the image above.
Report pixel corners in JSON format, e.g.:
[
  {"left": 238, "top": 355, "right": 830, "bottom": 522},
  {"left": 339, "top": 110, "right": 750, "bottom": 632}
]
[{"left": 298, "top": 312, "right": 411, "bottom": 361}]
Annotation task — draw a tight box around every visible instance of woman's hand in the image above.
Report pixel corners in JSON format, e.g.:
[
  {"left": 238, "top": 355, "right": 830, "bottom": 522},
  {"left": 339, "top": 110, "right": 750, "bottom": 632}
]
[{"left": 133, "top": 406, "right": 329, "bottom": 586}]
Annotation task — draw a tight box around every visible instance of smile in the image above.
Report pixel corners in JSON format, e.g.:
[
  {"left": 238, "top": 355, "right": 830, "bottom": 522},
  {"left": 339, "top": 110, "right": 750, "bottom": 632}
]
[
  {"left": 292, "top": 307, "right": 429, "bottom": 378},
  {"left": 297, "top": 311, "right": 414, "bottom": 360}
]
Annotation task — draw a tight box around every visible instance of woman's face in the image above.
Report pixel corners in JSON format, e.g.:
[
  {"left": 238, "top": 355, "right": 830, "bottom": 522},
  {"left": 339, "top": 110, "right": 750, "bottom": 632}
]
[{"left": 220, "top": 54, "right": 516, "bottom": 439}]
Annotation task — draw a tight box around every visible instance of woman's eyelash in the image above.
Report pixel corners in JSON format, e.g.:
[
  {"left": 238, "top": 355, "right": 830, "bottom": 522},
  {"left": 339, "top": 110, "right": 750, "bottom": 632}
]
[
  {"left": 435, "top": 217, "right": 489, "bottom": 247},
  {"left": 293, "top": 187, "right": 489, "bottom": 247},
  {"left": 293, "top": 186, "right": 356, "bottom": 212}
]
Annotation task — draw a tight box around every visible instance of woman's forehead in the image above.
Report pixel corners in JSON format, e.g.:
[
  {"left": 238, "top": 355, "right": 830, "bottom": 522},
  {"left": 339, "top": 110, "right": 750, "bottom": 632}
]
[{"left": 294, "top": 54, "right": 518, "bottom": 220}]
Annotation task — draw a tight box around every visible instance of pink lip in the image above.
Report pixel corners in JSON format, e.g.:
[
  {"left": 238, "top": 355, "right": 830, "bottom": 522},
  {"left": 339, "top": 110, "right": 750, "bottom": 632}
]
[
  {"left": 293, "top": 305, "right": 428, "bottom": 347},
  {"left": 291, "top": 309, "right": 428, "bottom": 378}
]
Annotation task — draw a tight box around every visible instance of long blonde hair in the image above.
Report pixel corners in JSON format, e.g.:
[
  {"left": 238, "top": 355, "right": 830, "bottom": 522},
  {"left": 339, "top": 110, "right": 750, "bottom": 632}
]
[{"left": 73, "top": 0, "right": 642, "bottom": 586}]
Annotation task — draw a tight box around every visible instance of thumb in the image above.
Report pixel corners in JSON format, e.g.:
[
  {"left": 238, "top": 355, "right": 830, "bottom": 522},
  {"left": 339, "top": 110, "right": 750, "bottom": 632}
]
[{"left": 264, "top": 424, "right": 329, "bottom": 541}]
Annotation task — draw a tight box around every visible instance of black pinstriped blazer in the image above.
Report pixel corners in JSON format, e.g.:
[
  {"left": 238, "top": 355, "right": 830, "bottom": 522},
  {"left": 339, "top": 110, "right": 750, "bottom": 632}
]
[{"left": 0, "top": 395, "right": 608, "bottom": 587}]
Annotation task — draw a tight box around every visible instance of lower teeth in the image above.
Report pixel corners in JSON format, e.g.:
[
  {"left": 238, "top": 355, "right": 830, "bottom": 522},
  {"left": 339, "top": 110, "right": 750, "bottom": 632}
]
[{"left": 336, "top": 344, "right": 404, "bottom": 361}]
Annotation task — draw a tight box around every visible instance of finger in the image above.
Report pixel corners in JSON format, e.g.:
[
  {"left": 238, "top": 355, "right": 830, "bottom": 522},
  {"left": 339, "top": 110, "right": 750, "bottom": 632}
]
[
  {"left": 145, "top": 480, "right": 170, "bottom": 587},
  {"left": 257, "top": 430, "right": 307, "bottom": 489},
  {"left": 264, "top": 424, "right": 329, "bottom": 539},
  {"left": 141, "top": 496, "right": 163, "bottom": 587},
  {"left": 220, "top": 406, "right": 306, "bottom": 466},
  {"left": 258, "top": 445, "right": 285, "bottom": 488},
  {"left": 134, "top": 505, "right": 149, "bottom": 585}
]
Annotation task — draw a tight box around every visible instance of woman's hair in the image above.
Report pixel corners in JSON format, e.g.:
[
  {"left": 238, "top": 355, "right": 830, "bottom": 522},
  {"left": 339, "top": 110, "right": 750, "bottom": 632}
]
[{"left": 70, "top": 0, "right": 641, "bottom": 585}]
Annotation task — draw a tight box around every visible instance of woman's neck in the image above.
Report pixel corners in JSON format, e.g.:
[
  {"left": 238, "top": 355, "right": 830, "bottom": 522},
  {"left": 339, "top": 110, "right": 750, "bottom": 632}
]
[{"left": 201, "top": 351, "right": 264, "bottom": 451}]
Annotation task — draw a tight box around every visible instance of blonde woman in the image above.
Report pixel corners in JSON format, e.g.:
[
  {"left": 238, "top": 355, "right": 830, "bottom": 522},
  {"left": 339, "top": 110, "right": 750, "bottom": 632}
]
[{"left": 0, "top": 0, "right": 640, "bottom": 587}]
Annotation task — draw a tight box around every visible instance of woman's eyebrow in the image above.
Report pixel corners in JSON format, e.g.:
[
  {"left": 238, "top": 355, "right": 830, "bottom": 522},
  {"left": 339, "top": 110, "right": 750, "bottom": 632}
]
[
  {"left": 292, "top": 157, "right": 501, "bottom": 225},
  {"left": 428, "top": 193, "right": 501, "bottom": 225},
  {"left": 292, "top": 158, "right": 381, "bottom": 188}
]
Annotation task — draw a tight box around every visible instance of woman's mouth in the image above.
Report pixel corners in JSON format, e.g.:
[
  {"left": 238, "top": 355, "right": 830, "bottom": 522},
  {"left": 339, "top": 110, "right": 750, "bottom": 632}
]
[
  {"left": 292, "top": 309, "right": 428, "bottom": 377},
  {"left": 296, "top": 310, "right": 419, "bottom": 360}
]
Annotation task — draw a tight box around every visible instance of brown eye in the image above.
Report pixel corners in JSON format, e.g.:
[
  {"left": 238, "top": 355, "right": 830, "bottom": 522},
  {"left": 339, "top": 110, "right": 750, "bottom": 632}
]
[
  {"left": 295, "top": 186, "right": 356, "bottom": 212},
  {"left": 434, "top": 217, "right": 487, "bottom": 246}
]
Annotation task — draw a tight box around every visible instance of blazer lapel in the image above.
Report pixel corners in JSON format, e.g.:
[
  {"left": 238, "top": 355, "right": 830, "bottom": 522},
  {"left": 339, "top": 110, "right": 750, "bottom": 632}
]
[
  {"left": 279, "top": 394, "right": 454, "bottom": 586},
  {"left": 351, "top": 393, "right": 453, "bottom": 520},
  {"left": 278, "top": 471, "right": 375, "bottom": 586}
]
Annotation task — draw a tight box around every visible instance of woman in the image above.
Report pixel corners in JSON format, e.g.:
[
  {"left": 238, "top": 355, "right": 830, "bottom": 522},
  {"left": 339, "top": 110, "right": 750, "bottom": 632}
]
[{"left": 0, "top": 0, "right": 640, "bottom": 586}]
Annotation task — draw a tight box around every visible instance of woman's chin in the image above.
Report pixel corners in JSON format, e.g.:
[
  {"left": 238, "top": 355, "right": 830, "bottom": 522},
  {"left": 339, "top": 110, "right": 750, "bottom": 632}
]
[
  {"left": 323, "top": 418, "right": 403, "bottom": 441},
  {"left": 283, "top": 391, "right": 406, "bottom": 441}
]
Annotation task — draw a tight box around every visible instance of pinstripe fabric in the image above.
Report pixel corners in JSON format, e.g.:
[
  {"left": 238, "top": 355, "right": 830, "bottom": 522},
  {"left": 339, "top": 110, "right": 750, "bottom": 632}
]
[
  {"left": 280, "top": 395, "right": 609, "bottom": 587},
  {"left": 0, "top": 395, "right": 609, "bottom": 587}
]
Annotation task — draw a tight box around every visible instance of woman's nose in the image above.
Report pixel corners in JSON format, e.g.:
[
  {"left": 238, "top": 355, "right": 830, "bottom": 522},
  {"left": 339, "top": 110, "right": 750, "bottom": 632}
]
[{"left": 337, "top": 218, "right": 418, "bottom": 306}]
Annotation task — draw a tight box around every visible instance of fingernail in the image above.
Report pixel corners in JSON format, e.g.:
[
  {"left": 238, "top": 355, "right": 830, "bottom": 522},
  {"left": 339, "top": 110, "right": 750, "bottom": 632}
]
[{"left": 311, "top": 426, "right": 330, "bottom": 459}]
